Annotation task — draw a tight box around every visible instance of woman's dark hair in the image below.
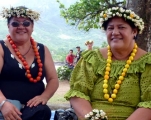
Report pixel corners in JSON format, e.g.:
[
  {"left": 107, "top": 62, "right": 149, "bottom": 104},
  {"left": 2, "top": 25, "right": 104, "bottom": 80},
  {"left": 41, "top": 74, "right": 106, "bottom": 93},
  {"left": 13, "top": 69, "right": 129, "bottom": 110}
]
[
  {"left": 7, "top": 6, "right": 34, "bottom": 24},
  {"left": 102, "top": 17, "right": 137, "bottom": 31},
  {"left": 102, "top": 17, "right": 138, "bottom": 40}
]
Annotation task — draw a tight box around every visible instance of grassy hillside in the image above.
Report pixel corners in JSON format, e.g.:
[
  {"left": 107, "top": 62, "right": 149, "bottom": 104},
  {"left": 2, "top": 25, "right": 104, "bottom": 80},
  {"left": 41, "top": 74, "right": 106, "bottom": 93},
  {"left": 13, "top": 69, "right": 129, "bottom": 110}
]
[{"left": 0, "top": 0, "right": 107, "bottom": 61}]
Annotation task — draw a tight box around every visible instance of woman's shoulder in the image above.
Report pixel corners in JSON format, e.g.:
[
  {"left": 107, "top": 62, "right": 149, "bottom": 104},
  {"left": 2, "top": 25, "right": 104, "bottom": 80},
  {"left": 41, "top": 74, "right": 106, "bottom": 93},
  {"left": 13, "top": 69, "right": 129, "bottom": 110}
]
[
  {"left": 82, "top": 48, "right": 107, "bottom": 60},
  {"left": 0, "top": 40, "right": 6, "bottom": 56},
  {"left": 130, "top": 48, "right": 151, "bottom": 72},
  {"left": 134, "top": 47, "right": 148, "bottom": 60}
]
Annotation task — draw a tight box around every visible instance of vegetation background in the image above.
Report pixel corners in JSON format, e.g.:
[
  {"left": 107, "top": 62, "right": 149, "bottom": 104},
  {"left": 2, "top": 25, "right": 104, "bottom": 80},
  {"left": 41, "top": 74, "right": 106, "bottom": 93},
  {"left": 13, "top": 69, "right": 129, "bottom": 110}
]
[{"left": 0, "top": 0, "right": 107, "bottom": 62}]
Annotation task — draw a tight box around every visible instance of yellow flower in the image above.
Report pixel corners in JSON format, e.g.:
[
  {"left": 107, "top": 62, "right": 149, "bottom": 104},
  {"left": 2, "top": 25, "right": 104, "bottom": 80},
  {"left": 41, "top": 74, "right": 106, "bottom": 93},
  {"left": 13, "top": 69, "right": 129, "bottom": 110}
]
[
  {"left": 103, "top": 14, "right": 107, "bottom": 18},
  {"left": 130, "top": 13, "right": 134, "bottom": 18},
  {"left": 99, "top": 7, "right": 144, "bottom": 34}
]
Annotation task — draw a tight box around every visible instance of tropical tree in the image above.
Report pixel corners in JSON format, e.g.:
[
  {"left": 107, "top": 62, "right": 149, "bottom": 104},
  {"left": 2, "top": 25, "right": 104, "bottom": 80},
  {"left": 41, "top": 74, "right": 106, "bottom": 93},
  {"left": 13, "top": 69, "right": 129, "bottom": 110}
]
[
  {"left": 101, "top": 41, "right": 108, "bottom": 48},
  {"left": 57, "top": 0, "right": 126, "bottom": 31},
  {"left": 57, "top": 0, "right": 151, "bottom": 51},
  {"left": 126, "top": 0, "right": 151, "bottom": 51}
]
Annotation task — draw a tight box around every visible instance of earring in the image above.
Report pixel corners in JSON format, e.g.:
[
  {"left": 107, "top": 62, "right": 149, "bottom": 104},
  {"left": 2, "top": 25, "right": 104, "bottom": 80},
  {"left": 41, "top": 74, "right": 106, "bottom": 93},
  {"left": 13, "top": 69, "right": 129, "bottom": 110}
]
[{"left": 133, "top": 35, "right": 137, "bottom": 40}]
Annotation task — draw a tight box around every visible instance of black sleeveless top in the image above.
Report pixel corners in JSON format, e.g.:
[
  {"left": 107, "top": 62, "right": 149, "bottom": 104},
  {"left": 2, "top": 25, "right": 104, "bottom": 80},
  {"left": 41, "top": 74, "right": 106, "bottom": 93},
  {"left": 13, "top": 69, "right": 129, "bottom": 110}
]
[{"left": 0, "top": 40, "right": 46, "bottom": 104}]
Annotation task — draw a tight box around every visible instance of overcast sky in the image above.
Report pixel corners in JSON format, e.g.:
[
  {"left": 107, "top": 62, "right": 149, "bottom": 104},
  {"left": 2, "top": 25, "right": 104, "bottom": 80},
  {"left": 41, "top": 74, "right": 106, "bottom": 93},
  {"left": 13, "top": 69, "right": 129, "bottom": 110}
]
[
  {"left": 0, "top": 0, "right": 18, "bottom": 7},
  {"left": 0, "top": 0, "right": 78, "bottom": 7}
]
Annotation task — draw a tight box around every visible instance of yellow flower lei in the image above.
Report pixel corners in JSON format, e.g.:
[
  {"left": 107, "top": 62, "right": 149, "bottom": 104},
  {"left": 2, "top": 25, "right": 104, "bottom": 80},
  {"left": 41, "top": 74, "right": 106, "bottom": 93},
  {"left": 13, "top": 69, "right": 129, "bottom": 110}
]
[{"left": 103, "top": 43, "right": 138, "bottom": 102}]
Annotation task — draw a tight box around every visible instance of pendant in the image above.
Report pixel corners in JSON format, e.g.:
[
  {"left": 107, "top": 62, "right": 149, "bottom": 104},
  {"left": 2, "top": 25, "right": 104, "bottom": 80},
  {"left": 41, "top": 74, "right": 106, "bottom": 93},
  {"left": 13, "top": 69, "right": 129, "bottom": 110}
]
[{"left": 22, "top": 55, "right": 26, "bottom": 59}]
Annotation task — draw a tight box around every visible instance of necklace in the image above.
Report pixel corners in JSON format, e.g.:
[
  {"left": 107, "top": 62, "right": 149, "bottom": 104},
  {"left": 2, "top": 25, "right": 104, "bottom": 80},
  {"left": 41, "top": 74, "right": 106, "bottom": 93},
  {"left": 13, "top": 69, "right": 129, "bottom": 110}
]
[
  {"left": 21, "top": 45, "right": 31, "bottom": 59},
  {"left": 7, "top": 35, "right": 43, "bottom": 83},
  {"left": 103, "top": 43, "right": 137, "bottom": 102}
]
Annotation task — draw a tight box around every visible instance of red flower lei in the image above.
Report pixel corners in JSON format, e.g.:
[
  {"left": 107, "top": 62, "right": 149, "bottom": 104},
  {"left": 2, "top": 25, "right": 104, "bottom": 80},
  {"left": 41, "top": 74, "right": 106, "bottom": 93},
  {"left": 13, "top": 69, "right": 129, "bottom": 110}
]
[{"left": 7, "top": 35, "right": 43, "bottom": 83}]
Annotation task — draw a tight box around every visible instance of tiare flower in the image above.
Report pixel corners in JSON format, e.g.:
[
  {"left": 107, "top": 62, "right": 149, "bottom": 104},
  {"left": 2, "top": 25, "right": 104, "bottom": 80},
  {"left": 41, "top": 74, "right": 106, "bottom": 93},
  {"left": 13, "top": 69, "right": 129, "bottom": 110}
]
[
  {"left": 85, "top": 109, "right": 108, "bottom": 120},
  {"left": 100, "top": 7, "right": 144, "bottom": 34},
  {"left": 1, "top": 6, "right": 40, "bottom": 21}
]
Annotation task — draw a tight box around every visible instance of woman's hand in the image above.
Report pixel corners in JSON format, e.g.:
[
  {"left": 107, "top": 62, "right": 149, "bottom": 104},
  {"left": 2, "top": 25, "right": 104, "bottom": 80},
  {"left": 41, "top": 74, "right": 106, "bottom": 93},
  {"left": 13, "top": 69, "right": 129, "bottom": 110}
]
[
  {"left": 26, "top": 95, "right": 48, "bottom": 107},
  {"left": 1, "top": 101, "right": 22, "bottom": 120}
]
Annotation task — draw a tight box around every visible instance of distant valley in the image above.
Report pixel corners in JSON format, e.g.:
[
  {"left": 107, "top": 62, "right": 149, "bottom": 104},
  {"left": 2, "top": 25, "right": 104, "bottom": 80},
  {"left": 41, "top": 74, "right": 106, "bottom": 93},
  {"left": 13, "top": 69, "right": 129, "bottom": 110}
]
[{"left": 0, "top": 0, "right": 106, "bottom": 61}]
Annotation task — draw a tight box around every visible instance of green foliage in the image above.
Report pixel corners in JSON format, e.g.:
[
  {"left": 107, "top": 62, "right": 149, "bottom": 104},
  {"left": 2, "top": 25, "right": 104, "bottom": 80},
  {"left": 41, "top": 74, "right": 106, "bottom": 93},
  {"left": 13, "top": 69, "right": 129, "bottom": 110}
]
[
  {"left": 0, "top": 1, "right": 109, "bottom": 62},
  {"left": 93, "top": 46, "right": 99, "bottom": 50},
  {"left": 101, "top": 41, "right": 108, "bottom": 48},
  {"left": 57, "top": 66, "right": 72, "bottom": 80},
  {"left": 57, "top": 0, "right": 126, "bottom": 31}
]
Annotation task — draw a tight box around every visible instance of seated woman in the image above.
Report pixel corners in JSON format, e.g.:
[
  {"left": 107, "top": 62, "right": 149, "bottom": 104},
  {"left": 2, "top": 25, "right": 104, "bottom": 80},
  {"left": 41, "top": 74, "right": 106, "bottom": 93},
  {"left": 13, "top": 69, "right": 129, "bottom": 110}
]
[
  {"left": 64, "top": 7, "right": 151, "bottom": 120},
  {"left": 0, "top": 6, "right": 59, "bottom": 120}
]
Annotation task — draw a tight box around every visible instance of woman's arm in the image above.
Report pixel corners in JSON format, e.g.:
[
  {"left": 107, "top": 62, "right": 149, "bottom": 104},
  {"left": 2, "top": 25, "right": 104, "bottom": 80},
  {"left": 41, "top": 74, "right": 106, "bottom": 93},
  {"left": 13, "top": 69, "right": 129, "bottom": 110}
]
[
  {"left": 0, "top": 44, "right": 6, "bottom": 102},
  {"left": 70, "top": 97, "right": 92, "bottom": 119},
  {"left": 27, "top": 45, "right": 59, "bottom": 107},
  {"left": 127, "top": 61, "right": 151, "bottom": 120},
  {"left": 0, "top": 44, "right": 4, "bottom": 75},
  {"left": 127, "top": 108, "right": 151, "bottom": 120},
  {"left": 41, "top": 46, "right": 59, "bottom": 100},
  {"left": 0, "top": 43, "right": 22, "bottom": 120}
]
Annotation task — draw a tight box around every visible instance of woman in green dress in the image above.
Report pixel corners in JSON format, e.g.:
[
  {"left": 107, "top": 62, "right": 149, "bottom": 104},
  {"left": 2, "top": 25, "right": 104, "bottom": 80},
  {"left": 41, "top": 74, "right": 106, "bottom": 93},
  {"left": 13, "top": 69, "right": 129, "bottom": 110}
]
[{"left": 64, "top": 7, "right": 151, "bottom": 120}]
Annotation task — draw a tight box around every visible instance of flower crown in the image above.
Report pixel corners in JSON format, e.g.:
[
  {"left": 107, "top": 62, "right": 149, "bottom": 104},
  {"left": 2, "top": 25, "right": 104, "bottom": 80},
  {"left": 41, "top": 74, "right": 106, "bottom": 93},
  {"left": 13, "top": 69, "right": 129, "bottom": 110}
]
[
  {"left": 100, "top": 7, "right": 144, "bottom": 34},
  {"left": 85, "top": 40, "right": 93, "bottom": 45},
  {"left": 1, "top": 6, "right": 40, "bottom": 21}
]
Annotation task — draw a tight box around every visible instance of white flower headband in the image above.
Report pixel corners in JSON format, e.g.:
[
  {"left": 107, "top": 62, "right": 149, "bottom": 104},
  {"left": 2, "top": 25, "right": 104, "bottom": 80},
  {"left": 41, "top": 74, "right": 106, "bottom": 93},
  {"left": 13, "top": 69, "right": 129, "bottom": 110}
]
[
  {"left": 100, "top": 7, "right": 144, "bottom": 34},
  {"left": 1, "top": 6, "right": 40, "bottom": 21},
  {"left": 85, "top": 40, "right": 93, "bottom": 45}
]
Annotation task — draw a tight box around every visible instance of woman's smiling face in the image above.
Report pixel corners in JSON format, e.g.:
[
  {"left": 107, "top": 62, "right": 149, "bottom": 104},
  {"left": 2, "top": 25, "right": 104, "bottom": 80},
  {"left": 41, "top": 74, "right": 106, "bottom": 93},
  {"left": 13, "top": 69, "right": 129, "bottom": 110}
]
[
  {"left": 105, "top": 17, "right": 137, "bottom": 50},
  {"left": 8, "top": 17, "right": 34, "bottom": 43}
]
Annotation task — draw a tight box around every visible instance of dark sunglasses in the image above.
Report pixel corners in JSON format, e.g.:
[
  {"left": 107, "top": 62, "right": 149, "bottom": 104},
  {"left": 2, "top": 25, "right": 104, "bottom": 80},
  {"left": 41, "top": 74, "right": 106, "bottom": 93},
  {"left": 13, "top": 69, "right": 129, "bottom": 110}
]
[{"left": 11, "top": 21, "right": 31, "bottom": 27}]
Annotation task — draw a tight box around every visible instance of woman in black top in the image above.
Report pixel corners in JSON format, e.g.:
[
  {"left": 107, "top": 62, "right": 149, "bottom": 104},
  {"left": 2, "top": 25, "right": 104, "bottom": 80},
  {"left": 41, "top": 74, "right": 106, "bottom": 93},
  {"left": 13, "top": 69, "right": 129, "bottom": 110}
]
[{"left": 0, "top": 6, "right": 59, "bottom": 120}]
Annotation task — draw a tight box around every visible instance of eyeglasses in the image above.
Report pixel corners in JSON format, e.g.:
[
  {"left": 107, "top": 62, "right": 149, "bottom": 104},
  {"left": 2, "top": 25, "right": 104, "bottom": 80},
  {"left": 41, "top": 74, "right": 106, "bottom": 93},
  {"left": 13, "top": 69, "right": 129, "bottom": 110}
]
[{"left": 11, "top": 21, "right": 31, "bottom": 27}]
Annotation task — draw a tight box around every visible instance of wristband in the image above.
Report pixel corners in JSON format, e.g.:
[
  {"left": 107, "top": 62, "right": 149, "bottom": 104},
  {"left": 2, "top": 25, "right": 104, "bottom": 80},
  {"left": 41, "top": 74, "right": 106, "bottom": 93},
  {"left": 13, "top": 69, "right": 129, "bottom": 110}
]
[
  {"left": 0, "top": 99, "right": 8, "bottom": 110},
  {"left": 85, "top": 109, "right": 108, "bottom": 120}
]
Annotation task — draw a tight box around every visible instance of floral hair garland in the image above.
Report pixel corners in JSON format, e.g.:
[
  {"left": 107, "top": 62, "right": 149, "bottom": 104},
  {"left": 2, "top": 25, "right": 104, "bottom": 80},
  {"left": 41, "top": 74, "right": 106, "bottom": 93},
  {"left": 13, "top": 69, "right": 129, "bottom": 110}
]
[
  {"left": 85, "top": 40, "right": 93, "bottom": 45},
  {"left": 100, "top": 7, "right": 144, "bottom": 34},
  {"left": 1, "top": 6, "right": 40, "bottom": 21}
]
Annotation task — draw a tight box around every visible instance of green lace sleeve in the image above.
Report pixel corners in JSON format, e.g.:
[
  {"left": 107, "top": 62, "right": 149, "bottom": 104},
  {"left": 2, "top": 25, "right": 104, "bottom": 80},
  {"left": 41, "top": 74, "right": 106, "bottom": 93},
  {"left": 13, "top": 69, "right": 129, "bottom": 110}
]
[
  {"left": 64, "top": 50, "right": 98, "bottom": 101},
  {"left": 138, "top": 64, "right": 151, "bottom": 108}
]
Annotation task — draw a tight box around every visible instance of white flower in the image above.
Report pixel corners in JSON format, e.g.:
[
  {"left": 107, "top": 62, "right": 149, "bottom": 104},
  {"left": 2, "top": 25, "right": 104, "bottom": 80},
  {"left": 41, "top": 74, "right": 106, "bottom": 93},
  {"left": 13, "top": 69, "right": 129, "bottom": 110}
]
[
  {"left": 100, "top": 110, "right": 103, "bottom": 113},
  {"left": 116, "top": 12, "right": 120, "bottom": 16},
  {"left": 108, "top": 12, "right": 112, "bottom": 15},
  {"left": 96, "top": 113, "right": 100, "bottom": 117},
  {"left": 1, "top": 7, "right": 40, "bottom": 21},
  {"left": 85, "top": 114, "right": 90, "bottom": 118},
  {"left": 100, "top": 111, "right": 106, "bottom": 116},
  {"left": 85, "top": 109, "right": 108, "bottom": 120},
  {"left": 95, "top": 116, "right": 99, "bottom": 119},
  {"left": 105, "top": 17, "right": 108, "bottom": 20},
  {"left": 89, "top": 112, "right": 93, "bottom": 116}
]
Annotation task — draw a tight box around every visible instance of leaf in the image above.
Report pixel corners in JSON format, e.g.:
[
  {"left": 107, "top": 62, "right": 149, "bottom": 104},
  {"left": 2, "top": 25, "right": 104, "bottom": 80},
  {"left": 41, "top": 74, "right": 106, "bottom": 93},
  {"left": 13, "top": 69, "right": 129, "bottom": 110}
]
[{"left": 56, "top": 0, "right": 125, "bottom": 31}]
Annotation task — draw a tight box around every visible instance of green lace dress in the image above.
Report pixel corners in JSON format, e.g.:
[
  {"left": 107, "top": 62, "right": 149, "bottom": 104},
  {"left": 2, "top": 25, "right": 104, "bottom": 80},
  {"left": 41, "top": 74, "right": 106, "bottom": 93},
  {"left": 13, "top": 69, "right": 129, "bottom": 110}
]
[{"left": 64, "top": 48, "right": 151, "bottom": 120}]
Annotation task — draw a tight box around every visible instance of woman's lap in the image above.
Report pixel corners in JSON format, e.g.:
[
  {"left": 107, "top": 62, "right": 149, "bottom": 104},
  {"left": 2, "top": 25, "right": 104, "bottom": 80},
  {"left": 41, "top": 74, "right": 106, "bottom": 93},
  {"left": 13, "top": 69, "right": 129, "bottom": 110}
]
[{"left": 21, "top": 104, "right": 51, "bottom": 120}]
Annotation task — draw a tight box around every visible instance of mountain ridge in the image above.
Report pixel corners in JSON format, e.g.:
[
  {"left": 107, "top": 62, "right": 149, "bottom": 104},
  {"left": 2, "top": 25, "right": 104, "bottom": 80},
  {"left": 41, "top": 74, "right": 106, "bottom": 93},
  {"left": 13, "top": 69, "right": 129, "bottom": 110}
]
[{"left": 0, "top": 0, "right": 106, "bottom": 61}]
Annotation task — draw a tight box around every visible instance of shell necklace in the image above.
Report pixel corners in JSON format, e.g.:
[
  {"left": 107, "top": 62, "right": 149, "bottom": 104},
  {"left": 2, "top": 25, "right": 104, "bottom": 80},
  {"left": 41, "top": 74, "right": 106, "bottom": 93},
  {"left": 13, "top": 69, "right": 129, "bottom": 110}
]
[
  {"left": 7, "top": 35, "right": 43, "bottom": 83},
  {"left": 103, "top": 43, "right": 137, "bottom": 102}
]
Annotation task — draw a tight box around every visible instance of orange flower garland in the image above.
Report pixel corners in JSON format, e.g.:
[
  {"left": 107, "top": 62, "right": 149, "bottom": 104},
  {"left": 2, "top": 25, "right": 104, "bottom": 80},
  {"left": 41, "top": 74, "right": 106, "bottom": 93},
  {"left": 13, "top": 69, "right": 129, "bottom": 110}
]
[
  {"left": 7, "top": 35, "right": 43, "bottom": 83},
  {"left": 103, "top": 43, "right": 138, "bottom": 102}
]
